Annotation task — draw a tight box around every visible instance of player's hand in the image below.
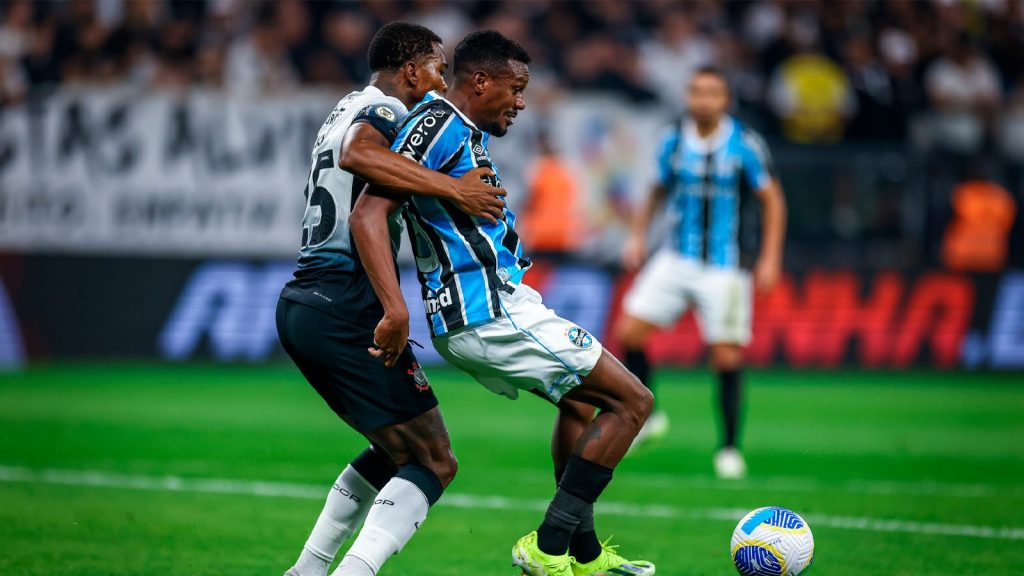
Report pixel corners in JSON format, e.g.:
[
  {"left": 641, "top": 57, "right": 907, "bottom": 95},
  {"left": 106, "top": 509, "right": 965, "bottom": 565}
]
[
  {"left": 753, "top": 254, "right": 782, "bottom": 294},
  {"left": 621, "top": 233, "right": 647, "bottom": 272},
  {"left": 368, "top": 310, "right": 410, "bottom": 368},
  {"left": 452, "top": 167, "right": 507, "bottom": 223}
]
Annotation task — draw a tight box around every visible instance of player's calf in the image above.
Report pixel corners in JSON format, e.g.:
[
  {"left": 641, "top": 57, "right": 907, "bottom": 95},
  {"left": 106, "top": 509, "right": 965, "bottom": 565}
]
[
  {"left": 335, "top": 463, "right": 443, "bottom": 575},
  {"left": 565, "top": 352, "right": 653, "bottom": 467},
  {"left": 286, "top": 446, "right": 397, "bottom": 576},
  {"left": 334, "top": 408, "right": 457, "bottom": 575}
]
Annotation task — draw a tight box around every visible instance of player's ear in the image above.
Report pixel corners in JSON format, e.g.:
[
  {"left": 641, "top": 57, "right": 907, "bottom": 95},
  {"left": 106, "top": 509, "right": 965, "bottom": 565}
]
[
  {"left": 402, "top": 60, "right": 418, "bottom": 87},
  {"left": 472, "top": 70, "right": 488, "bottom": 95}
]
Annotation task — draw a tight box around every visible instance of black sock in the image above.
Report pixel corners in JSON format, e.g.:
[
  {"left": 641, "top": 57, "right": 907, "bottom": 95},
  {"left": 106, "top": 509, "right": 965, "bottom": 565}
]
[
  {"left": 350, "top": 445, "right": 398, "bottom": 491},
  {"left": 537, "top": 455, "right": 613, "bottom": 556},
  {"left": 554, "top": 467, "right": 602, "bottom": 563},
  {"left": 396, "top": 462, "right": 444, "bottom": 506},
  {"left": 625, "top": 348, "right": 654, "bottom": 403},
  {"left": 718, "top": 369, "right": 742, "bottom": 448}
]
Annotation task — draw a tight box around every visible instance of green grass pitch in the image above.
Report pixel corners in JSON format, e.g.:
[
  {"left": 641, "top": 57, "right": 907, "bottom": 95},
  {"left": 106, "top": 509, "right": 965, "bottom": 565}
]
[{"left": 1, "top": 363, "right": 1023, "bottom": 575}]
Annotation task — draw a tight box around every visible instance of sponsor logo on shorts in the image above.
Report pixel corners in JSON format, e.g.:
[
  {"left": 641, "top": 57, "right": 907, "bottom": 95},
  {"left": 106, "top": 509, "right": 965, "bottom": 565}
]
[
  {"left": 423, "top": 287, "right": 453, "bottom": 314},
  {"left": 566, "top": 326, "right": 593, "bottom": 349},
  {"left": 408, "top": 361, "right": 430, "bottom": 391}
]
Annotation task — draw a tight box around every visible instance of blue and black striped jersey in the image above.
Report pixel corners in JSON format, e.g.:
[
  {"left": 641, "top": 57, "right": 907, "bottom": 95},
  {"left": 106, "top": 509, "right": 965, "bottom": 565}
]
[
  {"left": 392, "top": 91, "right": 530, "bottom": 337},
  {"left": 657, "top": 115, "right": 773, "bottom": 269}
]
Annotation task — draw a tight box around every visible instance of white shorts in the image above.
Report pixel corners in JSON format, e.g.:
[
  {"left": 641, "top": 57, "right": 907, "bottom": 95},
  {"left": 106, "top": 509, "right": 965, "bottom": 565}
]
[
  {"left": 432, "top": 283, "right": 603, "bottom": 402},
  {"left": 623, "top": 250, "right": 752, "bottom": 345}
]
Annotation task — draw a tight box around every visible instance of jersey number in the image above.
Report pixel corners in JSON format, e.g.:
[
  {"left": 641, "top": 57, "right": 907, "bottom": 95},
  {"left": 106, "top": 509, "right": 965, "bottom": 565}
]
[{"left": 300, "top": 150, "right": 337, "bottom": 248}]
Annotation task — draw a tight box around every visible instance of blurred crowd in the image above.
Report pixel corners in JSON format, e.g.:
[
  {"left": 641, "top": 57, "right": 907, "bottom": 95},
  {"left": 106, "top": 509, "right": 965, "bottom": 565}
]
[{"left": 2, "top": 0, "right": 1024, "bottom": 145}]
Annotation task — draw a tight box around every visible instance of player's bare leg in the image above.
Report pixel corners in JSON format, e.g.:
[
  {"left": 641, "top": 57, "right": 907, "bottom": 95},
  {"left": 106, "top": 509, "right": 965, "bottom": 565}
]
[
  {"left": 616, "top": 315, "right": 669, "bottom": 452},
  {"left": 515, "top": 352, "right": 654, "bottom": 575},
  {"left": 549, "top": 398, "right": 604, "bottom": 563},
  {"left": 563, "top": 352, "right": 652, "bottom": 466},
  {"left": 289, "top": 408, "right": 456, "bottom": 576},
  {"left": 532, "top": 352, "right": 652, "bottom": 545},
  {"left": 709, "top": 343, "right": 747, "bottom": 479},
  {"left": 550, "top": 397, "right": 595, "bottom": 475}
]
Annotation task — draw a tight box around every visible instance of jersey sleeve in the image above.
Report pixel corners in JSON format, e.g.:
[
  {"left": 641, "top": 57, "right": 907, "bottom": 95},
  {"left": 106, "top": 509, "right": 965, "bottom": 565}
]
[
  {"left": 740, "top": 129, "right": 774, "bottom": 191},
  {"left": 654, "top": 126, "right": 681, "bottom": 188},
  {"left": 351, "top": 98, "right": 408, "bottom": 144},
  {"left": 391, "top": 108, "right": 465, "bottom": 171}
]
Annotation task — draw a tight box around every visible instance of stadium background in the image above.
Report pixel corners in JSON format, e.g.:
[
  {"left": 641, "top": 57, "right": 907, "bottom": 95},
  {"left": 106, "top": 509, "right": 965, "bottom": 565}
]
[{"left": 1, "top": 1, "right": 1023, "bottom": 575}]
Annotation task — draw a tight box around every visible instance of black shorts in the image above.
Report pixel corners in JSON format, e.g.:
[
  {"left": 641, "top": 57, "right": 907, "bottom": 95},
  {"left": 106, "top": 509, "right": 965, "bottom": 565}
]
[{"left": 276, "top": 297, "right": 438, "bottom": 433}]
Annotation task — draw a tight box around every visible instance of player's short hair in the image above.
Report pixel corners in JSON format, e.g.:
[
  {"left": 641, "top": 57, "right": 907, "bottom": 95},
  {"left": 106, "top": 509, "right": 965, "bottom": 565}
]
[
  {"left": 692, "top": 65, "right": 730, "bottom": 89},
  {"left": 367, "top": 21, "right": 442, "bottom": 72},
  {"left": 453, "top": 30, "right": 531, "bottom": 77}
]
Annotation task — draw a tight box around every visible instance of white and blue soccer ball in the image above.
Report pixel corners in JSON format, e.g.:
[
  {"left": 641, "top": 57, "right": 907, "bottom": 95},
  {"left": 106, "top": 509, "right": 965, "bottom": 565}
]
[{"left": 730, "top": 506, "right": 814, "bottom": 576}]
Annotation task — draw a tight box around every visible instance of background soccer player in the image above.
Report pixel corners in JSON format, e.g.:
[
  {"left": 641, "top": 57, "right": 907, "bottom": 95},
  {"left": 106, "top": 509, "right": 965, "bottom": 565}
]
[
  {"left": 276, "top": 22, "right": 505, "bottom": 576},
  {"left": 352, "top": 30, "right": 656, "bottom": 576},
  {"left": 617, "top": 66, "right": 787, "bottom": 479}
]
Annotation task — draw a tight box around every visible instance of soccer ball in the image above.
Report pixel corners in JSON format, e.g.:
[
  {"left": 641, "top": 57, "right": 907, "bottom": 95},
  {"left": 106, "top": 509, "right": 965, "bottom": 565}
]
[{"left": 730, "top": 506, "right": 814, "bottom": 576}]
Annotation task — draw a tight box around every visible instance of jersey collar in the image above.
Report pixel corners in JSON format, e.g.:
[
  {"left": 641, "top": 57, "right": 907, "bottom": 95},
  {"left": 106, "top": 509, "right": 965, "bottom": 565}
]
[
  {"left": 363, "top": 84, "right": 386, "bottom": 98},
  {"left": 683, "top": 116, "right": 733, "bottom": 154},
  {"left": 424, "top": 90, "right": 480, "bottom": 130}
]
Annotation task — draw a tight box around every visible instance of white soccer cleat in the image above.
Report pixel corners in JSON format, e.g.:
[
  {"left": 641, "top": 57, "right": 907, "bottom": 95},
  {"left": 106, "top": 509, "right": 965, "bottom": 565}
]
[{"left": 714, "top": 447, "right": 747, "bottom": 479}]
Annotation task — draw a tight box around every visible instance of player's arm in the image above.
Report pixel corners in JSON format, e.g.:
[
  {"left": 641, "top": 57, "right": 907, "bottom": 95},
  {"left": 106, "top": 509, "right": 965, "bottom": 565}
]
[
  {"left": 340, "top": 122, "right": 506, "bottom": 222},
  {"left": 623, "top": 129, "right": 676, "bottom": 271},
  {"left": 754, "top": 179, "right": 786, "bottom": 294},
  {"left": 349, "top": 189, "right": 408, "bottom": 367},
  {"left": 744, "top": 131, "right": 787, "bottom": 294}
]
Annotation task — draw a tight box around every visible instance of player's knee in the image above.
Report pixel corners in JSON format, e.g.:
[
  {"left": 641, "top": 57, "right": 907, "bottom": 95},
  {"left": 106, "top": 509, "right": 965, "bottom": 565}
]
[
  {"left": 620, "top": 373, "right": 653, "bottom": 430},
  {"left": 635, "top": 384, "right": 654, "bottom": 424},
  {"left": 423, "top": 449, "right": 458, "bottom": 488},
  {"left": 710, "top": 346, "right": 744, "bottom": 372},
  {"left": 437, "top": 452, "right": 458, "bottom": 487}
]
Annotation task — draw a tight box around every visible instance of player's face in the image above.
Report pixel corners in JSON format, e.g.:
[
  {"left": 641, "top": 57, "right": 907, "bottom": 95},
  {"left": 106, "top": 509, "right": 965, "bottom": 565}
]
[
  {"left": 686, "top": 73, "right": 729, "bottom": 124},
  {"left": 414, "top": 42, "right": 449, "bottom": 98},
  {"left": 479, "top": 60, "right": 529, "bottom": 137}
]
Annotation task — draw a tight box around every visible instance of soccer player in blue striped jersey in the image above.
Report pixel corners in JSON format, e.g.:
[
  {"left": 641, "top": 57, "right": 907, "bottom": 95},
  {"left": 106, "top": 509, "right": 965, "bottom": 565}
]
[
  {"left": 617, "top": 66, "right": 787, "bottom": 479},
  {"left": 351, "top": 30, "right": 656, "bottom": 576}
]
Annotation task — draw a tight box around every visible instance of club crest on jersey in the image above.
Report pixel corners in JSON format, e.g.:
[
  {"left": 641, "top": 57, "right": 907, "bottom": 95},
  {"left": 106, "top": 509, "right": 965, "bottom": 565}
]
[
  {"left": 566, "top": 326, "right": 593, "bottom": 349},
  {"left": 375, "top": 106, "right": 396, "bottom": 121},
  {"left": 408, "top": 362, "right": 430, "bottom": 391}
]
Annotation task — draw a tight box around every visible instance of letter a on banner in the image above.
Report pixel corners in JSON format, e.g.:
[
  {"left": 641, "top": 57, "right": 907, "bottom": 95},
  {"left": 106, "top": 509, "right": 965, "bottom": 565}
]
[{"left": 0, "top": 280, "right": 26, "bottom": 371}]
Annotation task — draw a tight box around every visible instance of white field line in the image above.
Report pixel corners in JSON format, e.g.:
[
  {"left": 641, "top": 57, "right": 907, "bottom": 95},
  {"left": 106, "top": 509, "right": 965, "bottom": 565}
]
[
  {"left": 1, "top": 465, "right": 1022, "bottom": 541},
  {"left": 493, "top": 468, "right": 1024, "bottom": 499}
]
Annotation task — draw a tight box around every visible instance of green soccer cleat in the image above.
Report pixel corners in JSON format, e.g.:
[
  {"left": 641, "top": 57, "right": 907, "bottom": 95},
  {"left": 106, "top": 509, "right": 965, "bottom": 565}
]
[
  {"left": 570, "top": 536, "right": 656, "bottom": 576},
  {"left": 513, "top": 531, "right": 575, "bottom": 576}
]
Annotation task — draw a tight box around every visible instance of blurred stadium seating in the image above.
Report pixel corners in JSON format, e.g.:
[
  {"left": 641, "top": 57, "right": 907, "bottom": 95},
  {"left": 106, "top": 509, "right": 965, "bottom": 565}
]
[{"left": 0, "top": 0, "right": 1021, "bottom": 370}]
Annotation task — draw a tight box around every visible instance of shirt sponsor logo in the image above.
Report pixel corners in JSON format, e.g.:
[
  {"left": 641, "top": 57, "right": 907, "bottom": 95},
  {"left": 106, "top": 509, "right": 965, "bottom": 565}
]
[
  {"left": 405, "top": 115, "right": 439, "bottom": 150},
  {"left": 376, "top": 106, "right": 396, "bottom": 121},
  {"left": 424, "top": 287, "right": 454, "bottom": 314}
]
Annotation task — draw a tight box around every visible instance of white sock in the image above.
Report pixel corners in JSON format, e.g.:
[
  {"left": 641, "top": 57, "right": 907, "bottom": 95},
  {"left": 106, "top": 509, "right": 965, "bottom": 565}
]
[
  {"left": 290, "top": 466, "right": 378, "bottom": 576},
  {"left": 333, "top": 477, "right": 430, "bottom": 576},
  {"left": 333, "top": 556, "right": 375, "bottom": 576}
]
